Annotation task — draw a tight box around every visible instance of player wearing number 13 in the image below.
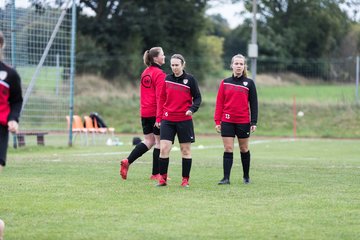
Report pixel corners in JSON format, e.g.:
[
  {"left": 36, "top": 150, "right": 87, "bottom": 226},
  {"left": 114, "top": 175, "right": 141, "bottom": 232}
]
[{"left": 214, "top": 54, "right": 258, "bottom": 185}]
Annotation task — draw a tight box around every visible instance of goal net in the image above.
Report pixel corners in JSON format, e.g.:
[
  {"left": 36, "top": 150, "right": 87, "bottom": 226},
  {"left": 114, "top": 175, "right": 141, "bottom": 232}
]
[{"left": 0, "top": 0, "right": 74, "bottom": 132}]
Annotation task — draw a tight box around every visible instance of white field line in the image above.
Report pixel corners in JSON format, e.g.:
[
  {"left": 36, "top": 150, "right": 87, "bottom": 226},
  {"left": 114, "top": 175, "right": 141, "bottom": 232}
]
[
  {"left": 40, "top": 137, "right": 360, "bottom": 169},
  {"left": 71, "top": 139, "right": 282, "bottom": 157}
]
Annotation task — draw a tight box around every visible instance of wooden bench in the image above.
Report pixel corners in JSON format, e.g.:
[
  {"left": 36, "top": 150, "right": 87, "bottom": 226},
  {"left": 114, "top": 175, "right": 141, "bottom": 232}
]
[{"left": 16, "top": 131, "right": 49, "bottom": 147}]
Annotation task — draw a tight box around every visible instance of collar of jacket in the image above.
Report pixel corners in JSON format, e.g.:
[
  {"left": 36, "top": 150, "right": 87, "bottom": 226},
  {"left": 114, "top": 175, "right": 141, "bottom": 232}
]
[
  {"left": 232, "top": 74, "right": 244, "bottom": 81},
  {"left": 172, "top": 70, "right": 186, "bottom": 81},
  {"left": 151, "top": 63, "right": 162, "bottom": 69}
]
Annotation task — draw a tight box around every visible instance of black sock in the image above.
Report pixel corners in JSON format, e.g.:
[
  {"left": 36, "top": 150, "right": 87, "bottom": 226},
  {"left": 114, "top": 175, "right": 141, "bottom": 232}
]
[
  {"left": 152, "top": 148, "right": 160, "bottom": 175},
  {"left": 127, "top": 142, "right": 149, "bottom": 164},
  {"left": 223, "top": 152, "right": 233, "bottom": 180},
  {"left": 241, "top": 151, "right": 251, "bottom": 179},
  {"left": 159, "top": 157, "right": 169, "bottom": 175},
  {"left": 182, "top": 158, "right": 192, "bottom": 178}
]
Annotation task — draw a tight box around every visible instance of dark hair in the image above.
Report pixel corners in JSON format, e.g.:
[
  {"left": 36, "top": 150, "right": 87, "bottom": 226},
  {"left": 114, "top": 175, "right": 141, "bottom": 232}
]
[
  {"left": 170, "top": 54, "right": 186, "bottom": 66},
  {"left": 143, "top": 47, "right": 163, "bottom": 66}
]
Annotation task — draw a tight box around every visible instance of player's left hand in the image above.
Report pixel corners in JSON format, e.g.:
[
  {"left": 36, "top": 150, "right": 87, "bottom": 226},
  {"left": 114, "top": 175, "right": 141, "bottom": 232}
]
[
  {"left": 250, "top": 125, "right": 257, "bottom": 133},
  {"left": 185, "top": 110, "right": 193, "bottom": 116},
  {"left": 215, "top": 125, "right": 221, "bottom": 133},
  {"left": 8, "top": 120, "right": 19, "bottom": 133}
]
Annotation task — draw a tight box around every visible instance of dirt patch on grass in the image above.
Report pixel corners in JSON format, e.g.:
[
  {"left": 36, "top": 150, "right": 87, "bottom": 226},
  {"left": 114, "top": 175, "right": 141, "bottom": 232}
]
[
  {"left": 75, "top": 72, "right": 322, "bottom": 96},
  {"left": 75, "top": 74, "right": 137, "bottom": 99},
  {"left": 256, "top": 73, "right": 317, "bottom": 86}
]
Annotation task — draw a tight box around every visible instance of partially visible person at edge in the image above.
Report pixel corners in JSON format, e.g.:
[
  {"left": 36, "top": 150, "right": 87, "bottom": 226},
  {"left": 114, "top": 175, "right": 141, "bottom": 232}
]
[
  {"left": 120, "top": 47, "right": 166, "bottom": 180},
  {"left": 0, "top": 218, "right": 4, "bottom": 240},
  {"left": 214, "top": 54, "right": 258, "bottom": 185},
  {"left": 0, "top": 31, "right": 23, "bottom": 173},
  {"left": 156, "top": 54, "right": 202, "bottom": 187}
]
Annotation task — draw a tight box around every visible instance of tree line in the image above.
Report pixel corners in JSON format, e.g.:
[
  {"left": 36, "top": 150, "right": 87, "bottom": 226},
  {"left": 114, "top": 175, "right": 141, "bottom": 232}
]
[{"left": 74, "top": 0, "right": 360, "bottom": 83}]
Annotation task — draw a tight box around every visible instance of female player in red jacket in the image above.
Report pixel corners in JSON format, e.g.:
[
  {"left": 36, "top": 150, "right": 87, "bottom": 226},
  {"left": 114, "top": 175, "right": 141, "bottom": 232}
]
[
  {"left": 0, "top": 31, "right": 23, "bottom": 173},
  {"left": 156, "top": 54, "right": 202, "bottom": 187},
  {"left": 214, "top": 54, "right": 258, "bottom": 185},
  {"left": 120, "top": 47, "right": 166, "bottom": 180}
]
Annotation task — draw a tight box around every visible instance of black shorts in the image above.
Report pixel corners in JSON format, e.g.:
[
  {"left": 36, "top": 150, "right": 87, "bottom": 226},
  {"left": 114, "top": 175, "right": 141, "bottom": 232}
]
[
  {"left": 221, "top": 122, "right": 251, "bottom": 139},
  {"left": 160, "top": 120, "right": 195, "bottom": 144},
  {"left": 141, "top": 117, "right": 160, "bottom": 135}
]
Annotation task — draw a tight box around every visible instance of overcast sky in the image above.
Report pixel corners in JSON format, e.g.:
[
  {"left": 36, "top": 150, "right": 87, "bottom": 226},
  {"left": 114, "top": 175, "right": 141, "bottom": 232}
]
[
  {"left": 206, "top": 1, "right": 246, "bottom": 29},
  {"left": 2, "top": 0, "right": 358, "bottom": 25},
  {"left": 206, "top": 1, "right": 360, "bottom": 26}
]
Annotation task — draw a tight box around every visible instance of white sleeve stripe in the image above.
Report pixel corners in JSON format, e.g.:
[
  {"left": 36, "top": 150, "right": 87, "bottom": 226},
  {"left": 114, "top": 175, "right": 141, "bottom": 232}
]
[
  {"left": 165, "top": 80, "right": 191, "bottom": 89},
  {"left": 0, "top": 80, "right": 10, "bottom": 88}
]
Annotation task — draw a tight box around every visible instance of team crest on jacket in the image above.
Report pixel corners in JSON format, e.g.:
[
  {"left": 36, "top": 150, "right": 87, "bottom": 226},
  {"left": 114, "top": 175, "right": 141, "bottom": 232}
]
[
  {"left": 0, "top": 71, "right": 7, "bottom": 81},
  {"left": 141, "top": 75, "right": 152, "bottom": 88},
  {"left": 243, "top": 81, "right": 248, "bottom": 86},
  {"left": 183, "top": 79, "right": 188, "bottom": 84}
]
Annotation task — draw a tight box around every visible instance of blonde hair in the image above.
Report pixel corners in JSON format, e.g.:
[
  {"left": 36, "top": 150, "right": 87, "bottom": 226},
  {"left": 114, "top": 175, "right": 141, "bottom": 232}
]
[
  {"left": 231, "top": 54, "right": 248, "bottom": 78},
  {"left": 143, "top": 47, "right": 163, "bottom": 67},
  {"left": 0, "top": 31, "right": 4, "bottom": 60}
]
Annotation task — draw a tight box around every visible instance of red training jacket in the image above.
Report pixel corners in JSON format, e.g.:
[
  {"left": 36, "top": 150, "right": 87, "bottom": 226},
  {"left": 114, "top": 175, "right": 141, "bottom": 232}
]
[
  {"left": 158, "top": 71, "right": 201, "bottom": 122},
  {"left": 214, "top": 75, "right": 258, "bottom": 125},
  {"left": 0, "top": 61, "right": 23, "bottom": 126},
  {"left": 140, "top": 64, "right": 166, "bottom": 118}
]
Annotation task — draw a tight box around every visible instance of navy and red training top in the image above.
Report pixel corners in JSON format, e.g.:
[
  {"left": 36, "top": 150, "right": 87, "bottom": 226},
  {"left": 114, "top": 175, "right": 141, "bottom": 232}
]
[
  {"left": 214, "top": 75, "right": 258, "bottom": 126},
  {"left": 158, "top": 71, "right": 201, "bottom": 122},
  {"left": 140, "top": 63, "right": 166, "bottom": 118},
  {"left": 0, "top": 61, "right": 23, "bottom": 126}
]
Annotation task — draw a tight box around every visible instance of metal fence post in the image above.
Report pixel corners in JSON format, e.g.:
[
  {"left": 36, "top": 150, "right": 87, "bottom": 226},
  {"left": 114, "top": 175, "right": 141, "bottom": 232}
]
[
  {"left": 68, "top": 0, "right": 77, "bottom": 146},
  {"left": 356, "top": 55, "right": 359, "bottom": 105}
]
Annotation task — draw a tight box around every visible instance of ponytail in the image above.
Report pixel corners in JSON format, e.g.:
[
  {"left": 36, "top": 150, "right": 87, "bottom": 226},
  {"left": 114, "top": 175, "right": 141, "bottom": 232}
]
[
  {"left": 143, "top": 50, "right": 151, "bottom": 66},
  {"left": 143, "top": 47, "right": 163, "bottom": 67}
]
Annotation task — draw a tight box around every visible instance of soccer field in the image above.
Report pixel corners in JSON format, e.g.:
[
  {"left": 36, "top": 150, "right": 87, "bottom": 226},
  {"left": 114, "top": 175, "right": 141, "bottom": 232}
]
[{"left": 1, "top": 135, "right": 359, "bottom": 239}]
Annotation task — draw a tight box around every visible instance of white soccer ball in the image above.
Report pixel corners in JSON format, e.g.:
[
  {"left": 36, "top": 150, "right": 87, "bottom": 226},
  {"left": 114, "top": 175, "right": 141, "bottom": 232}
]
[
  {"left": 106, "top": 138, "right": 113, "bottom": 146},
  {"left": 297, "top": 111, "right": 304, "bottom": 117}
]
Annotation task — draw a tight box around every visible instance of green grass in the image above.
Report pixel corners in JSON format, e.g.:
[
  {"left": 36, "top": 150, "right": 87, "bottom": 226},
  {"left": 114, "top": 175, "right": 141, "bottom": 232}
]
[
  {"left": 257, "top": 84, "right": 356, "bottom": 104},
  {"left": 75, "top": 84, "right": 360, "bottom": 138},
  {"left": 255, "top": 84, "right": 360, "bottom": 137},
  {"left": 201, "top": 84, "right": 356, "bottom": 104},
  {"left": 1, "top": 135, "right": 359, "bottom": 239},
  {"left": 18, "top": 66, "right": 63, "bottom": 93}
]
